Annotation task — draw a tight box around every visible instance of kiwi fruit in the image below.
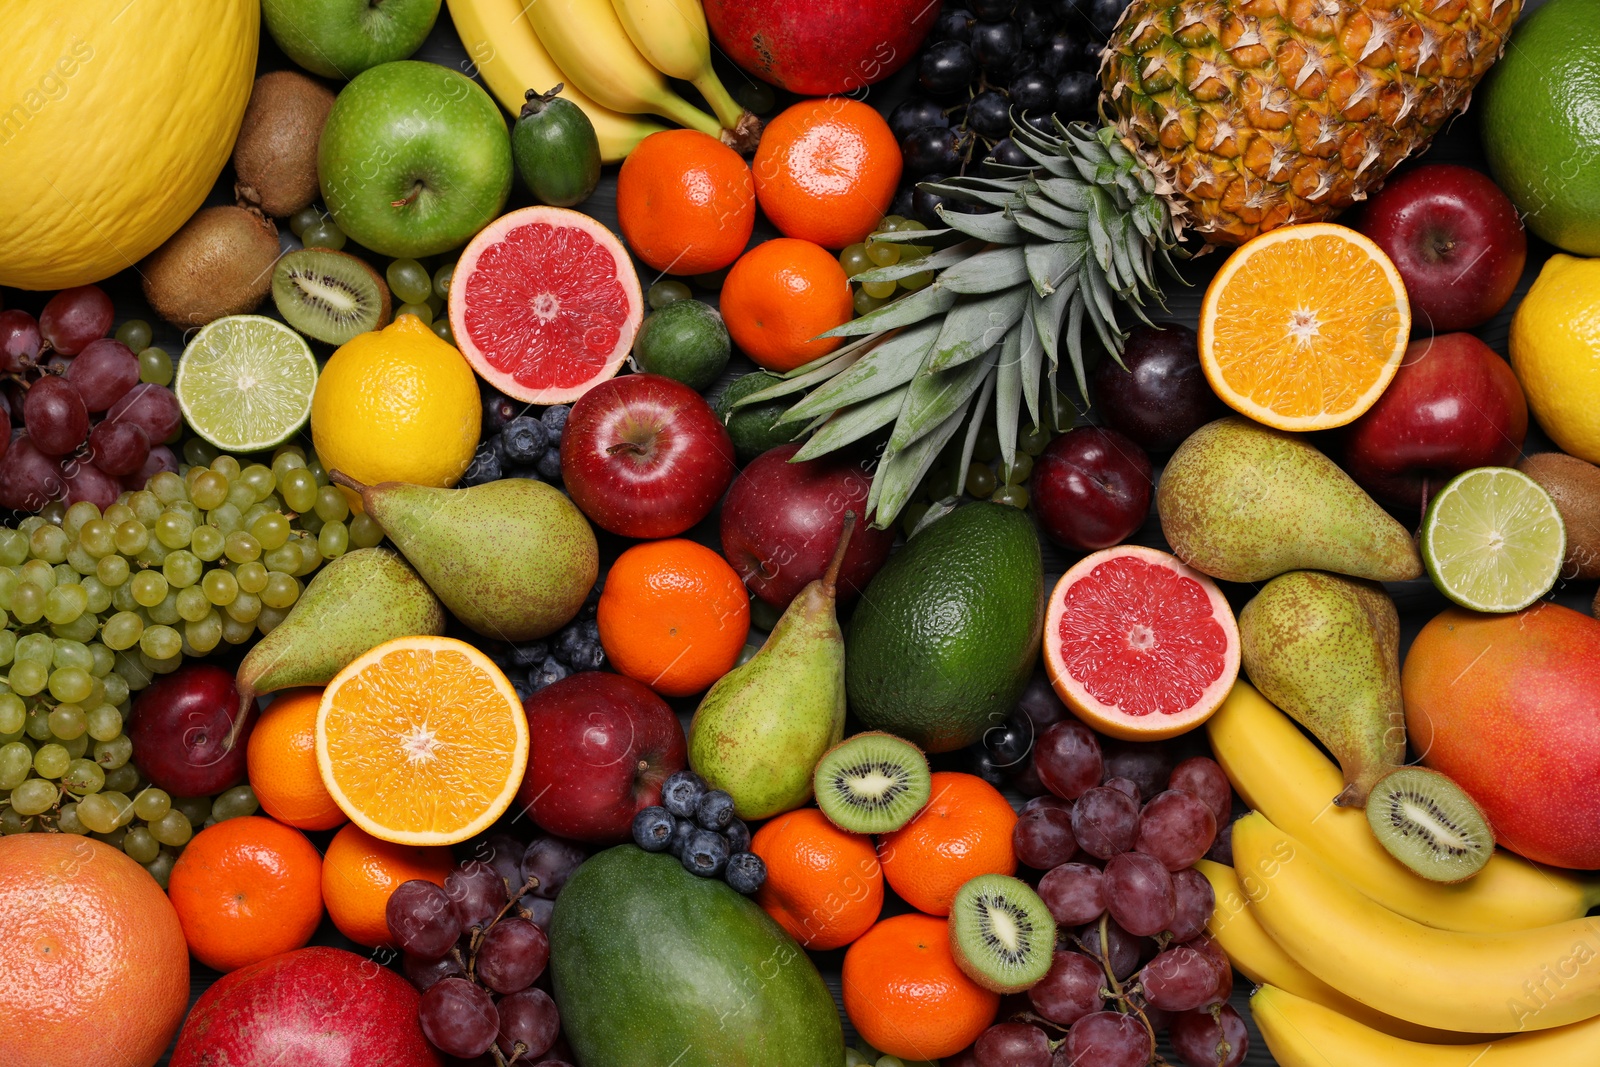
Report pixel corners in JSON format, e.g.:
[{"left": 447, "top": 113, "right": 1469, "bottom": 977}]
[
  {"left": 1365, "top": 767, "right": 1494, "bottom": 883},
  {"left": 813, "top": 731, "right": 931, "bottom": 834},
  {"left": 949, "top": 874, "right": 1057, "bottom": 993},
  {"left": 141, "top": 206, "right": 280, "bottom": 327},
  {"left": 272, "top": 249, "right": 391, "bottom": 344},
  {"left": 1518, "top": 452, "right": 1600, "bottom": 580},
  {"left": 233, "top": 71, "right": 336, "bottom": 218}
]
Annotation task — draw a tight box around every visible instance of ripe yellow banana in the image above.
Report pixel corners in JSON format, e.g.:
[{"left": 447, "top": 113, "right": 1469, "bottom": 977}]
[
  {"left": 1252, "top": 985, "right": 1600, "bottom": 1066},
  {"left": 446, "top": 0, "right": 664, "bottom": 163},
  {"left": 1207, "top": 681, "right": 1600, "bottom": 932},
  {"left": 521, "top": 0, "right": 725, "bottom": 140},
  {"left": 1234, "top": 813, "right": 1600, "bottom": 1033},
  {"left": 609, "top": 0, "right": 748, "bottom": 131},
  {"left": 1196, "top": 860, "right": 1482, "bottom": 1045}
]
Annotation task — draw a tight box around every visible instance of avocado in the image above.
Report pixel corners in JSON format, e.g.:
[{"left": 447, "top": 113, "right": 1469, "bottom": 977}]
[
  {"left": 846, "top": 502, "right": 1044, "bottom": 752},
  {"left": 549, "top": 846, "right": 844, "bottom": 1067}
]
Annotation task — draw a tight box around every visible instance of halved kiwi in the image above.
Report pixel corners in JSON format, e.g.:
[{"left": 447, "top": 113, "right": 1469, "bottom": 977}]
[
  {"left": 271, "top": 248, "right": 391, "bottom": 345},
  {"left": 949, "top": 874, "right": 1056, "bottom": 993},
  {"left": 1366, "top": 767, "right": 1494, "bottom": 883},
  {"left": 813, "top": 731, "right": 931, "bottom": 834}
]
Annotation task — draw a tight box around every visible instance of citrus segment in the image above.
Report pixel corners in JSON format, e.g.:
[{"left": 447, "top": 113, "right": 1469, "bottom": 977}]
[
  {"left": 317, "top": 636, "right": 528, "bottom": 845},
  {"left": 1199, "top": 223, "right": 1410, "bottom": 431},
  {"left": 175, "top": 314, "right": 317, "bottom": 451},
  {"left": 1421, "top": 467, "right": 1566, "bottom": 613},
  {"left": 1045, "top": 545, "right": 1240, "bottom": 740}
]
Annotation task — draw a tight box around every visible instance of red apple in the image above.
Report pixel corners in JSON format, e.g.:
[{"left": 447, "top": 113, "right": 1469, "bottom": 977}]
[
  {"left": 170, "top": 946, "right": 441, "bottom": 1067},
  {"left": 518, "top": 671, "right": 687, "bottom": 842},
  {"left": 1354, "top": 164, "right": 1526, "bottom": 331},
  {"left": 1341, "top": 333, "right": 1528, "bottom": 511},
  {"left": 703, "top": 0, "right": 938, "bottom": 94},
  {"left": 560, "top": 373, "right": 736, "bottom": 539},
  {"left": 129, "top": 663, "right": 255, "bottom": 797},
  {"left": 719, "top": 443, "right": 896, "bottom": 609},
  {"left": 1032, "top": 427, "right": 1154, "bottom": 551}
]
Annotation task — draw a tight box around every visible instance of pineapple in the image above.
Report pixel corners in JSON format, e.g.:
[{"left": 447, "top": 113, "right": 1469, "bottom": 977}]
[{"left": 754, "top": 0, "right": 1520, "bottom": 527}]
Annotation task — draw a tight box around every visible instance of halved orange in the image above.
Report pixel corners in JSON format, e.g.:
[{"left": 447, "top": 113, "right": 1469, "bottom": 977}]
[
  {"left": 316, "top": 636, "right": 528, "bottom": 846},
  {"left": 1199, "top": 223, "right": 1410, "bottom": 431}
]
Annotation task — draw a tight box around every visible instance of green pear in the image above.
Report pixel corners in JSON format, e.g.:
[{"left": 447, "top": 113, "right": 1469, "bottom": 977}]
[
  {"left": 331, "top": 473, "right": 598, "bottom": 642},
  {"left": 1239, "top": 570, "right": 1406, "bottom": 806},
  {"left": 1158, "top": 417, "right": 1422, "bottom": 583},
  {"left": 688, "top": 514, "right": 857, "bottom": 820}
]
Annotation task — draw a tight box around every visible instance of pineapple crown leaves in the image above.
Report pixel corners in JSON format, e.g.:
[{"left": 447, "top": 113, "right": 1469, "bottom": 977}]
[{"left": 736, "top": 120, "right": 1185, "bottom": 529}]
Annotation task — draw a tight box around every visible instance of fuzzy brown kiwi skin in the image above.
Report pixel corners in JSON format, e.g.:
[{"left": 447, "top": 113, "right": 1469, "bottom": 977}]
[
  {"left": 233, "top": 71, "right": 336, "bottom": 218},
  {"left": 1518, "top": 452, "right": 1600, "bottom": 580},
  {"left": 141, "top": 206, "right": 280, "bottom": 328}
]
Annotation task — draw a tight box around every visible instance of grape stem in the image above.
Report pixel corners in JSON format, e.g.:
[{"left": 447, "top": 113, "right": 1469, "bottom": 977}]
[
  {"left": 464, "top": 874, "right": 541, "bottom": 1067},
  {"left": 1081, "top": 913, "right": 1168, "bottom": 1066}
]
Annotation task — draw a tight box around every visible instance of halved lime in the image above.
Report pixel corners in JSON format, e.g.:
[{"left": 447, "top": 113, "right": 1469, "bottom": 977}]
[
  {"left": 175, "top": 315, "right": 318, "bottom": 452},
  {"left": 1421, "top": 467, "right": 1566, "bottom": 613}
]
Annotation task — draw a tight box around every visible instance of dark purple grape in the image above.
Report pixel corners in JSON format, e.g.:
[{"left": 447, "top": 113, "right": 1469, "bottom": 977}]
[
  {"left": 972, "top": 0, "right": 1014, "bottom": 18},
  {"left": 39, "top": 285, "right": 113, "bottom": 356},
  {"left": 62, "top": 461, "right": 120, "bottom": 510},
  {"left": 446, "top": 861, "right": 508, "bottom": 931},
  {"left": 120, "top": 443, "right": 177, "bottom": 492},
  {"left": 933, "top": 7, "right": 975, "bottom": 42},
  {"left": 1039, "top": 861, "right": 1105, "bottom": 926},
  {"left": 889, "top": 98, "right": 950, "bottom": 142},
  {"left": 974, "top": 1020, "right": 1051, "bottom": 1067},
  {"left": 1088, "top": 0, "right": 1130, "bottom": 35},
  {"left": 1103, "top": 776, "right": 1140, "bottom": 803},
  {"left": 971, "top": 20, "right": 1023, "bottom": 74},
  {"left": 1206, "top": 817, "right": 1235, "bottom": 866},
  {"left": 66, "top": 338, "right": 140, "bottom": 412},
  {"left": 482, "top": 391, "right": 520, "bottom": 433},
  {"left": 0, "top": 310, "right": 42, "bottom": 372},
  {"left": 1016, "top": 0, "right": 1060, "bottom": 40},
  {"left": 104, "top": 383, "right": 181, "bottom": 444},
  {"left": 902, "top": 126, "right": 962, "bottom": 178},
  {"left": 1055, "top": 70, "right": 1098, "bottom": 117},
  {"left": 1101, "top": 740, "right": 1173, "bottom": 805},
  {"left": 989, "top": 139, "right": 1031, "bottom": 173},
  {"left": 1064, "top": 1011, "right": 1152, "bottom": 1067},
  {"left": 496, "top": 987, "right": 561, "bottom": 1059},
  {"left": 1034, "top": 720, "right": 1103, "bottom": 800},
  {"left": 23, "top": 375, "right": 89, "bottom": 456},
  {"left": 474, "top": 832, "right": 527, "bottom": 893},
  {"left": 86, "top": 420, "right": 150, "bottom": 477},
  {"left": 387, "top": 879, "right": 462, "bottom": 960},
  {"left": 1017, "top": 674, "right": 1067, "bottom": 731},
  {"left": 660, "top": 769, "right": 705, "bottom": 818},
  {"left": 1170, "top": 1004, "right": 1248, "bottom": 1067},
  {"left": 1136, "top": 790, "right": 1217, "bottom": 871},
  {"left": 476, "top": 916, "right": 549, "bottom": 994},
  {"left": 1167, "top": 867, "right": 1215, "bottom": 944},
  {"left": 633, "top": 806, "right": 676, "bottom": 852},
  {"left": 518, "top": 894, "right": 555, "bottom": 932},
  {"left": 1139, "top": 944, "right": 1224, "bottom": 1011},
  {"left": 967, "top": 90, "right": 1012, "bottom": 139},
  {"left": 889, "top": 183, "right": 917, "bottom": 221},
  {"left": 522, "top": 836, "right": 586, "bottom": 900},
  {"left": 1077, "top": 917, "right": 1142, "bottom": 980},
  {"left": 0, "top": 434, "right": 64, "bottom": 510},
  {"left": 1010, "top": 70, "right": 1057, "bottom": 111},
  {"left": 403, "top": 950, "right": 464, "bottom": 991},
  {"left": 1168, "top": 757, "right": 1232, "bottom": 828},
  {"left": 418, "top": 976, "right": 499, "bottom": 1057},
  {"left": 911, "top": 176, "right": 953, "bottom": 227},
  {"left": 1103, "top": 851, "right": 1175, "bottom": 936},
  {"left": 983, "top": 712, "right": 1033, "bottom": 769},
  {"left": 919, "top": 40, "right": 978, "bottom": 97},
  {"left": 1071, "top": 785, "right": 1140, "bottom": 859},
  {"left": 1028, "top": 950, "right": 1104, "bottom": 1026},
  {"left": 1014, "top": 803, "right": 1077, "bottom": 869},
  {"left": 1037, "top": 34, "right": 1081, "bottom": 77}
]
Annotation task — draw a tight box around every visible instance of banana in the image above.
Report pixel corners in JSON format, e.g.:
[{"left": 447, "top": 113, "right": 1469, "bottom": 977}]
[
  {"left": 521, "top": 0, "right": 726, "bottom": 141},
  {"left": 1196, "top": 860, "right": 1484, "bottom": 1045},
  {"left": 1207, "top": 681, "right": 1600, "bottom": 933},
  {"left": 1234, "top": 813, "right": 1600, "bottom": 1033},
  {"left": 446, "top": 0, "right": 663, "bottom": 163},
  {"left": 1252, "top": 985, "right": 1600, "bottom": 1066},
  {"left": 609, "top": 0, "right": 749, "bottom": 131}
]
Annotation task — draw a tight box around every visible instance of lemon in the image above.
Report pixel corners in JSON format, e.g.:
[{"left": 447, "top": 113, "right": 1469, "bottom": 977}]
[
  {"left": 1510, "top": 255, "right": 1600, "bottom": 464},
  {"left": 310, "top": 315, "right": 482, "bottom": 496}
]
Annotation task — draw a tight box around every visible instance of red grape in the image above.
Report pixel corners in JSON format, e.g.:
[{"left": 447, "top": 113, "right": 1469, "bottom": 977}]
[
  {"left": 1028, "top": 950, "right": 1105, "bottom": 1026},
  {"left": 1064, "top": 1011, "right": 1152, "bottom": 1067},
  {"left": 1167, "top": 867, "right": 1215, "bottom": 943},
  {"left": 105, "top": 383, "right": 181, "bottom": 444},
  {"left": 0, "top": 434, "right": 64, "bottom": 510},
  {"left": 1017, "top": 673, "right": 1068, "bottom": 730},
  {"left": 1206, "top": 817, "right": 1234, "bottom": 866},
  {"left": 1022, "top": 794, "right": 1071, "bottom": 815},
  {"left": 87, "top": 419, "right": 151, "bottom": 477},
  {"left": 61, "top": 460, "right": 120, "bottom": 510},
  {"left": 1034, "top": 720, "right": 1102, "bottom": 800},
  {"left": 1014, "top": 803, "right": 1078, "bottom": 869},
  {"left": 1135, "top": 790, "right": 1217, "bottom": 871},
  {"left": 1039, "top": 862, "right": 1105, "bottom": 926},
  {"left": 1010, "top": 758, "right": 1049, "bottom": 797},
  {"left": 1138, "top": 943, "right": 1225, "bottom": 1011},
  {"left": 23, "top": 375, "right": 89, "bottom": 455},
  {"left": 476, "top": 916, "right": 549, "bottom": 994},
  {"left": 1103, "top": 776, "right": 1141, "bottom": 802},
  {"left": 39, "top": 285, "right": 113, "bottom": 355},
  {"left": 1102, "top": 852, "right": 1175, "bottom": 937},
  {"left": 121, "top": 443, "right": 177, "bottom": 491},
  {"left": 474, "top": 832, "right": 527, "bottom": 893},
  {"left": 1076, "top": 918, "right": 1143, "bottom": 980},
  {"left": 1170, "top": 1004, "right": 1248, "bottom": 1067},
  {"left": 446, "top": 861, "right": 508, "bottom": 931},
  {"left": 403, "top": 951, "right": 464, "bottom": 991},
  {"left": 975, "top": 1021, "right": 1052, "bottom": 1067},
  {"left": 418, "top": 976, "right": 499, "bottom": 1057},
  {"left": 386, "top": 879, "right": 462, "bottom": 960},
  {"left": 0, "top": 310, "right": 41, "bottom": 371},
  {"left": 1102, "top": 739, "right": 1172, "bottom": 801},
  {"left": 522, "top": 836, "right": 586, "bottom": 900},
  {"left": 496, "top": 987, "right": 561, "bottom": 1059},
  {"left": 1071, "top": 785, "right": 1139, "bottom": 859},
  {"left": 1168, "top": 757, "right": 1232, "bottom": 827},
  {"left": 66, "top": 338, "right": 141, "bottom": 412},
  {"left": 519, "top": 894, "right": 555, "bottom": 932}
]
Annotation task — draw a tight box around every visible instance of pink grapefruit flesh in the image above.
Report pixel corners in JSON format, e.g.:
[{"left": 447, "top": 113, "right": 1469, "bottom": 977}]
[
  {"left": 1044, "top": 545, "right": 1240, "bottom": 741},
  {"left": 449, "top": 206, "right": 644, "bottom": 404}
]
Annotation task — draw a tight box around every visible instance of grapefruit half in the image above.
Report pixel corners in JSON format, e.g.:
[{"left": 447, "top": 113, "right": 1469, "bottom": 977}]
[
  {"left": 1044, "top": 545, "right": 1239, "bottom": 741},
  {"left": 449, "top": 206, "right": 644, "bottom": 404}
]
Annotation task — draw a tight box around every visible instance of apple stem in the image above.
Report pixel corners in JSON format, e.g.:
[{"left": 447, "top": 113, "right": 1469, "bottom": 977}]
[
  {"left": 821, "top": 511, "right": 857, "bottom": 600},
  {"left": 390, "top": 181, "right": 424, "bottom": 209},
  {"left": 605, "top": 441, "right": 648, "bottom": 457}
]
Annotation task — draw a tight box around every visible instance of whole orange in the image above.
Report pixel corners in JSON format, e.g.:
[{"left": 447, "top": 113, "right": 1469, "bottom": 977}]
[
  {"left": 598, "top": 538, "right": 750, "bottom": 697},
  {"left": 617, "top": 129, "right": 756, "bottom": 275},
  {"left": 0, "top": 834, "right": 188, "bottom": 1067},
  {"left": 842, "top": 912, "right": 999, "bottom": 1060},
  {"left": 754, "top": 97, "right": 902, "bottom": 249},
  {"left": 247, "top": 688, "right": 347, "bottom": 831},
  {"left": 878, "top": 771, "right": 1018, "bottom": 916},
  {"left": 720, "top": 238, "right": 854, "bottom": 372},
  {"left": 168, "top": 816, "right": 324, "bottom": 973},
  {"left": 750, "top": 808, "right": 882, "bottom": 950},
  {"left": 321, "top": 822, "right": 454, "bottom": 948}
]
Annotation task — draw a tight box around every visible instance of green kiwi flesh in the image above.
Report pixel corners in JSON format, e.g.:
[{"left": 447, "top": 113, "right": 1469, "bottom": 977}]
[
  {"left": 272, "top": 249, "right": 391, "bottom": 345},
  {"left": 1366, "top": 767, "right": 1494, "bottom": 883},
  {"left": 812, "top": 731, "right": 931, "bottom": 834},
  {"left": 949, "top": 874, "right": 1056, "bottom": 993}
]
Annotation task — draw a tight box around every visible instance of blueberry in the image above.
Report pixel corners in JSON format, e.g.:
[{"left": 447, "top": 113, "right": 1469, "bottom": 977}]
[
  {"left": 536, "top": 446, "right": 563, "bottom": 482},
  {"left": 1009, "top": 69, "right": 1056, "bottom": 112},
  {"left": 681, "top": 829, "right": 730, "bottom": 877},
  {"left": 570, "top": 643, "right": 606, "bottom": 672},
  {"left": 971, "top": 21, "right": 1024, "bottom": 75},
  {"left": 695, "top": 789, "right": 736, "bottom": 831},
  {"left": 483, "top": 391, "right": 520, "bottom": 433},
  {"left": 632, "top": 806, "right": 677, "bottom": 852},
  {"left": 508, "top": 642, "right": 549, "bottom": 668},
  {"left": 501, "top": 416, "right": 548, "bottom": 464},
  {"left": 918, "top": 40, "right": 978, "bottom": 98},
  {"left": 1055, "top": 69, "right": 1098, "bottom": 118},
  {"left": 541, "top": 405, "right": 570, "bottom": 443},
  {"left": 554, "top": 626, "right": 587, "bottom": 663},
  {"left": 724, "top": 819, "right": 751, "bottom": 854},
  {"left": 667, "top": 817, "right": 695, "bottom": 858},
  {"left": 931, "top": 7, "right": 973, "bottom": 42},
  {"left": 462, "top": 441, "right": 503, "bottom": 486},
  {"left": 967, "top": 90, "right": 1012, "bottom": 140},
  {"left": 660, "top": 770, "right": 706, "bottom": 819},
  {"left": 724, "top": 852, "right": 767, "bottom": 895},
  {"left": 529, "top": 656, "right": 568, "bottom": 692},
  {"left": 902, "top": 127, "right": 962, "bottom": 178},
  {"left": 889, "top": 98, "right": 949, "bottom": 143},
  {"left": 510, "top": 668, "right": 537, "bottom": 702}
]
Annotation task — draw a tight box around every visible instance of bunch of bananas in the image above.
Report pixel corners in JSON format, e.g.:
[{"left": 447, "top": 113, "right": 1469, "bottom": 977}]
[
  {"left": 446, "top": 0, "right": 759, "bottom": 162},
  {"left": 1202, "top": 683, "right": 1600, "bottom": 1063}
]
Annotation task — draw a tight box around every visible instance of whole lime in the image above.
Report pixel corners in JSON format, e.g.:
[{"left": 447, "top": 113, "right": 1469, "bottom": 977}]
[
  {"left": 1480, "top": 0, "right": 1600, "bottom": 255},
  {"left": 714, "top": 371, "right": 805, "bottom": 462},
  {"left": 631, "top": 299, "right": 731, "bottom": 392}
]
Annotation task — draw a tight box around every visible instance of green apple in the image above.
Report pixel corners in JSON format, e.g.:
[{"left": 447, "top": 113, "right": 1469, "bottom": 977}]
[
  {"left": 318, "top": 61, "right": 512, "bottom": 259},
  {"left": 262, "top": 0, "right": 442, "bottom": 80}
]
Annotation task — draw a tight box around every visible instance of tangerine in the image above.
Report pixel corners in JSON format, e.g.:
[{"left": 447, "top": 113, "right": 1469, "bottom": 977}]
[
  {"left": 247, "top": 688, "right": 347, "bottom": 831},
  {"left": 878, "top": 771, "right": 1018, "bottom": 916},
  {"left": 842, "top": 912, "right": 999, "bottom": 1060},
  {"left": 617, "top": 129, "right": 755, "bottom": 276},
  {"left": 754, "top": 98, "right": 902, "bottom": 249},
  {"left": 750, "top": 808, "right": 883, "bottom": 950},
  {"left": 720, "top": 238, "right": 854, "bottom": 372},
  {"left": 321, "top": 822, "right": 453, "bottom": 948}
]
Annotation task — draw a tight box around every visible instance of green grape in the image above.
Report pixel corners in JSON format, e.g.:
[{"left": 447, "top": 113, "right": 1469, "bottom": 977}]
[
  {"left": 395, "top": 301, "right": 432, "bottom": 325},
  {"left": 150, "top": 809, "right": 193, "bottom": 846},
  {"left": 63, "top": 501, "right": 98, "bottom": 538},
  {"left": 11, "top": 585, "right": 43, "bottom": 626},
  {"left": 898, "top": 270, "right": 934, "bottom": 292},
  {"left": 51, "top": 613, "right": 99, "bottom": 646},
  {"left": 295, "top": 534, "right": 322, "bottom": 575},
  {"left": 89, "top": 643, "right": 113, "bottom": 678},
  {"left": 48, "top": 667, "right": 93, "bottom": 705},
  {"left": 139, "top": 626, "right": 182, "bottom": 661},
  {"left": 109, "top": 577, "right": 139, "bottom": 612},
  {"left": 102, "top": 763, "right": 139, "bottom": 794},
  {"left": 349, "top": 513, "right": 384, "bottom": 549},
  {"left": 52, "top": 563, "right": 76, "bottom": 586},
  {"left": 262, "top": 542, "right": 301, "bottom": 574},
  {"left": 189, "top": 525, "right": 224, "bottom": 562},
  {"left": 288, "top": 207, "right": 321, "bottom": 237},
  {"left": 852, "top": 288, "right": 886, "bottom": 317},
  {"left": 0, "top": 741, "right": 32, "bottom": 790},
  {"left": 0, "top": 632, "right": 14, "bottom": 668},
  {"left": 991, "top": 484, "right": 1028, "bottom": 508},
  {"left": 48, "top": 704, "right": 86, "bottom": 740},
  {"left": 21, "top": 559, "right": 55, "bottom": 590},
  {"left": 256, "top": 604, "right": 288, "bottom": 635},
  {"left": 220, "top": 612, "right": 256, "bottom": 645},
  {"left": 103, "top": 502, "right": 134, "bottom": 525},
  {"left": 865, "top": 238, "right": 900, "bottom": 267},
  {"left": 225, "top": 592, "right": 262, "bottom": 624},
  {"left": 142, "top": 848, "right": 178, "bottom": 889},
  {"left": 10, "top": 778, "right": 58, "bottom": 816},
  {"left": 249, "top": 511, "right": 290, "bottom": 552},
  {"left": 138, "top": 346, "right": 174, "bottom": 386},
  {"left": 113, "top": 520, "right": 149, "bottom": 556},
  {"left": 53, "top": 640, "right": 92, "bottom": 672},
  {"left": 140, "top": 650, "right": 182, "bottom": 676},
  {"left": 17, "top": 516, "right": 47, "bottom": 536},
  {"left": 861, "top": 278, "right": 898, "bottom": 299},
  {"left": 280, "top": 469, "right": 318, "bottom": 513},
  {"left": 77, "top": 519, "right": 116, "bottom": 558},
  {"left": 182, "top": 440, "right": 219, "bottom": 469},
  {"left": 34, "top": 742, "right": 70, "bottom": 778},
  {"left": 201, "top": 569, "right": 238, "bottom": 607},
  {"left": 162, "top": 550, "right": 202, "bottom": 589},
  {"left": 121, "top": 825, "right": 160, "bottom": 863},
  {"left": 102, "top": 673, "right": 130, "bottom": 708},
  {"left": 175, "top": 586, "right": 210, "bottom": 623},
  {"left": 0, "top": 807, "right": 31, "bottom": 834},
  {"left": 112, "top": 651, "right": 153, "bottom": 693},
  {"left": 56, "top": 802, "right": 86, "bottom": 834},
  {"left": 30, "top": 524, "right": 70, "bottom": 564},
  {"left": 43, "top": 584, "right": 87, "bottom": 625},
  {"left": 97, "top": 553, "right": 130, "bottom": 587},
  {"left": 86, "top": 705, "right": 121, "bottom": 742},
  {"left": 297, "top": 510, "right": 323, "bottom": 537},
  {"left": 0, "top": 569, "right": 16, "bottom": 611},
  {"left": 433, "top": 260, "right": 455, "bottom": 300},
  {"left": 235, "top": 561, "right": 269, "bottom": 594},
  {"left": 101, "top": 612, "right": 144, "bottom": 651},
  {"left": 9, "top": 661, "right": 47, "bottom": 697},
  {"left": 56, "top": 729, "right": 86, "bottom": 760},
  {"left": 65, "top": 544, "right": 98, "bottom": 575},
  {"left": 92, "top": 826, "right": 127, "bottom": 849},
  {"left": 208, "top": 455, "right": 240, "bottom": 481},
  {"left": 224, "top": 531, "right": 261, "bottom": 564},
  {"left": 148, "top": 471, "right": 186, "bottom": 506},
  {"left": 132, "top": 787, "right": 171, "bottom": 822},
  {"left": 212, "top": 785, "right": 260, "bottom": 822},
  {"left": 98, "top": 789, "right": 134, "bottom": 828},
  {"left": 93, "top": 733, "right": 132, "bottom": 770},
  {"left": 261, "top": 569, "right": 302, "bottom": 609},
  {"left": 239, "top": 463, "right": 276, "bottom": 501},
  {"left": 153, "top": 510, "right": 193, "bottom": 549},
  {"left": 430, "top": 319, "right": 454, "bottom": 343},
  {"left": 148, "top": 591, "right": 180, "bottom": 626},
  {"left": 190, "top": 470, "right": 229, "bottom": 510},
  {"left": 183, "top": 612, "right": 222, "bottom": 654},
  {"left": 965, "top": 462, "right": 997, "bottom": 499},
  {"left": 271, "top": 446, "right": 307, "bottom": 475},
  {"left": 318, "top": 521, "right": 348, "bottom": 559},
  {"left": 386, "top": 258, "right": 433, "bottom": 305},
  {"left": 76, "top": 792, "right": 119, "bottom": 833},
  {"left": 0, "top": 694, "right": 21, "bottom": 735},
  {"left": 224, "top": 481, "right": 256, "bottom": 512},
  {"left": 130, "top": 570, "right": 167, "bottom": 607},
  {"left": 16, "top": 633, "right": 51, "bottom": 665},
  {"left": 208, "top": 502, "right": 243, "bottom": 535},
  {"left": 838, "top": 243, "right": 872, "bottom": 278},
  {"left": 80, "top": 576, "right": 111, "bottom": 614},
  {"left": 62, "top": 758, "right": 104, "bottom": 795},
  {"left": 127, "top": 491, "right": 161, "bottom": 524},
  {"left": 0, "top": 529, "right": 28, "bottom": 566},
  {"left": 313, "top": 485, "right": 350, "bottom": 523}
]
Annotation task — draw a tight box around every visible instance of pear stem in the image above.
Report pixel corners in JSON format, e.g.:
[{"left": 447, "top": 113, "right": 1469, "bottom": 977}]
[
  {"left": 328, "top": 470, "right": 368, "bottom": 494},
  {"left": 224, "top": 688, "right": 255, "bottom": 753},
  {"left": 821, "top": 511, "right": 857, "bottom": 600}
]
